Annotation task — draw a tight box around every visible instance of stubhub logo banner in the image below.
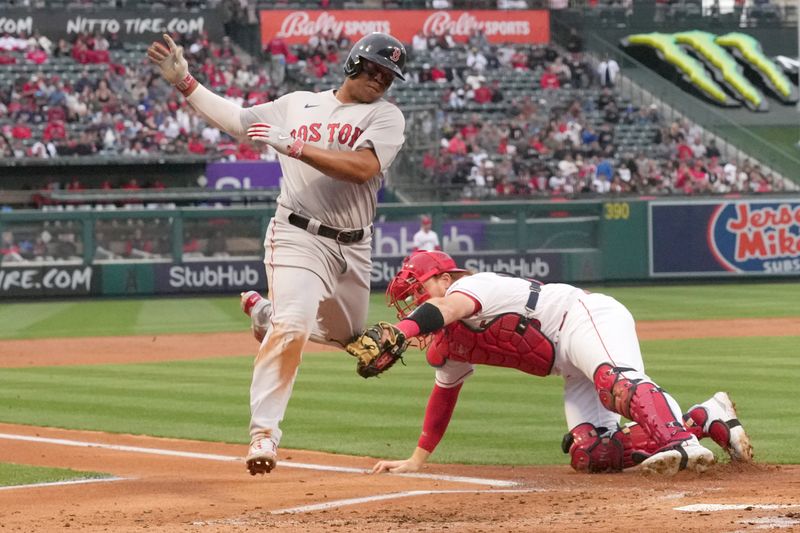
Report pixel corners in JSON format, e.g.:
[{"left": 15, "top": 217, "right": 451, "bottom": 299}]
[
  {"left": 371, "top": 252, "right": 561, "bottom": 289},
  {"left": 650, "top": 200, "right": 800, "bottom": 276},
  {"left": 155, "top": 261, "right": 265, "bottom": 293}
]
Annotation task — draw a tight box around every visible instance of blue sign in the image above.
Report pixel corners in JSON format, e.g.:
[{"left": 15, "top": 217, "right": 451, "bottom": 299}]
[
  {"left": 651, "top": 200, "right": 800, "bottom": 276},
  {"left": 205, "top": 162, "right": 282, "bottom": 190}
]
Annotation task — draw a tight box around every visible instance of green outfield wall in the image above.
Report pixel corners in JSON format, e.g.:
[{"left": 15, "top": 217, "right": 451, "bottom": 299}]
[{"left": 1, "top": 196, "right": 798, "bottom": 297}]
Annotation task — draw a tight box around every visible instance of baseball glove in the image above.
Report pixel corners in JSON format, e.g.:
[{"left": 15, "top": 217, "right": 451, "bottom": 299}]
[{"left": 345, "top": 321, "right": 408, "bottom": 378}]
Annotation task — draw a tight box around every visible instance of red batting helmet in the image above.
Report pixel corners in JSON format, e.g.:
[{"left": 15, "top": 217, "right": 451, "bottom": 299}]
[{"left": 386, "top": 250, "right": 466, "bottom": 320}]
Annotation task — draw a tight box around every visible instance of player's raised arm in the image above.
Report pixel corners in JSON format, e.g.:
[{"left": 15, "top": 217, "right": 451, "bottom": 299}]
[{"left": 147, "top": 33, "right": 248, "bottom": 137}]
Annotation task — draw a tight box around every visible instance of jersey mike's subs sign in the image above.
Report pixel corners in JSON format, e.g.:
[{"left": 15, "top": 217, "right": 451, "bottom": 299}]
[
  {"left": 650, "top": 200, "right": 800, "bottom": 277},
  {"left": 260, "top": 10, "right": 550, "bottom": 45}
]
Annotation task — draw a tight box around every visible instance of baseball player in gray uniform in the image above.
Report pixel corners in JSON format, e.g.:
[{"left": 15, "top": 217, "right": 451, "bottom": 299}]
[{"left": 147, "top": 32, "right": 407, "bottom": 475}]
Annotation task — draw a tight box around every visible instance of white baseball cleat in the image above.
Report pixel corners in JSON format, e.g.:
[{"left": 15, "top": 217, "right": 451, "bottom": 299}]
[
  {"left": 639, "top": 438, "right": 715, "bottom": 476},
  {"left": 686, "top": 391, "right": 753, "bottom": 462},
  {"left": 246, "top": 435, "right": 278, "bottom": 476},
  {"left": 240, "top": 291, "right": 272, "bottom": 343}
]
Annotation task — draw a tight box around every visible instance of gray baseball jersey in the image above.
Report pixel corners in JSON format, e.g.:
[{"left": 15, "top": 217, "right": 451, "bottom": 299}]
[{"left": 240, "top": 89, "right": 405, "bottom": 229}]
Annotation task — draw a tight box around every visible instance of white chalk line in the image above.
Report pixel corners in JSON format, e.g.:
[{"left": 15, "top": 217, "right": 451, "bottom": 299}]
[
  {"left": 676, "top": 503, "right": 800, "bottom": 512},
  {"left": 0, "top": 432, "right": 518, "bottom": 487},
  {"left": 0, "top": 476, "right": 127, "bottom": 492},
  {"left": 270, "top": 489, "right": 542, "bottom": 515}
]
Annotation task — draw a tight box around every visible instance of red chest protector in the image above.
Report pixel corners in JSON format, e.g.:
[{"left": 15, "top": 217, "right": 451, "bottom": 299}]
[{"left": 426, "top": 313, "right": 555, "bottom": 377}]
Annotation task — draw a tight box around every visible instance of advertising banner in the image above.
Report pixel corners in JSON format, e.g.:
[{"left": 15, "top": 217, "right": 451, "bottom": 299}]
[
  {"left": 371, "top": 252, "right": 562, "bottom": 290},
  {"left": 154, "top": 260, "right": 266, "bottom": 294},
  {"left": 260, "top": 10, "right": 550, "bottom": 46},
  {"left": 0, "top": 265, "right": 96, "bottom": 297},
  {"left": 372, "top": 220, "right": 486, "bottom": 258},
  {"left": 650, "top": 200, "right": 800, "bottom": 276},
  {"left": 205, "top": 161, "right": 283, "bottom": 190},
  {"left": 0, "top": 10, "right": 223, "bottom": 43}
]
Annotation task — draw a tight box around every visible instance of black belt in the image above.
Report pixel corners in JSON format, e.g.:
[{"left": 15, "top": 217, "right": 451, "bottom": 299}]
[{"left": 288, "top": 212, "right": 370, "bottom": 244}]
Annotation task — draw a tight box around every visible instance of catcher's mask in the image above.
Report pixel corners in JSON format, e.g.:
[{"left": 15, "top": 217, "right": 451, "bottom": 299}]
[
  {"left": 343, "top": 32, "right": 407, "bottom": 82},
  {"left": 386, "top": 250, "right": 466, "bottom": 321}
]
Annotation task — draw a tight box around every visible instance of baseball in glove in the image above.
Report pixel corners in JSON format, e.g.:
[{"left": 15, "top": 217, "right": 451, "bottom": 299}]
[{"left": 345, "top": 321, "right": 408, "bottom": 378}]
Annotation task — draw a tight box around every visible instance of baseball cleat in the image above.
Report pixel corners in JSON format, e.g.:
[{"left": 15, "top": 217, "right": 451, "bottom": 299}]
[
  {"left": 639, "top": 438, "right": 715, "bottom": 476},
  {"left": 240, "top": 291, "right": 272, "bottom": 343},
  {"left": 246, "top": 436, "right": 277, "bottom": 476},
  {"left": 686, "top": 392, "right": 753, "bottom": 462}
]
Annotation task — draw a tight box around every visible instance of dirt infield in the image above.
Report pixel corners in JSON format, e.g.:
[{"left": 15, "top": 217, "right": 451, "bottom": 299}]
[{"left": 1, "top": 317, "right": 799, "bottom": 532}]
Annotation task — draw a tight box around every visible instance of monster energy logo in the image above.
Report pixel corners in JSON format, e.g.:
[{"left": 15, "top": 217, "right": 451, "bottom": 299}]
[{"left": 621, "top": 31, "right": 798, "bottom": 112}]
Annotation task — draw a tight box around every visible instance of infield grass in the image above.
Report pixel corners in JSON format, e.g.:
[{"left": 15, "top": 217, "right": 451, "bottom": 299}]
[
  {"left": 0, "top": 281, "right": 798, "bottom": 471},
  {"left": 0, "top": 463, "right": 110, "bottom": 488}
]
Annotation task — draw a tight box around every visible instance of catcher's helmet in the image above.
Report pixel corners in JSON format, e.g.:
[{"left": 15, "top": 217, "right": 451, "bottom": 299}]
[
  {"left": 343, "top": 32, "right": 407, "bottom": 82},
  {"left": 386, "top": 251, "right": 466, "bottom": 319}
]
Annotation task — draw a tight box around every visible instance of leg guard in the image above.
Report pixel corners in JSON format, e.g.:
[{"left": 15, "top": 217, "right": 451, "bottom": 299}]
[
  {"left": 593, "top": 363, "right": 693, "bottom": 450},
  {"left": 561, "top": 422, "right": 624, "bottom": 473},
  {"left": 618, "top": 422, "right": 658, "bottom": 468}
]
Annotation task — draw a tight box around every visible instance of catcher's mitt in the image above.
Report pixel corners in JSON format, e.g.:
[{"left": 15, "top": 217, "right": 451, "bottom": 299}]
[{"left": 345, "top": 321, "right": 408, "bottom": 378}]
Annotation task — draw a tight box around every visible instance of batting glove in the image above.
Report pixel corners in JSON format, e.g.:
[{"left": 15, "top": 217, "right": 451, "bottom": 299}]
[
  {"left": 247, "top": 123, "right": 305, "bottom": 159},
  {"left": 147, "top": 33, "right": 197, "bottom": 97}
]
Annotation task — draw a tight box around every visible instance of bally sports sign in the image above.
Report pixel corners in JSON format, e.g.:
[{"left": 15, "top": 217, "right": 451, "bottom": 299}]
[
  {"left": 260, "top": 10, "right": 549, "bottom": 45},
  {"left": 650, "top": 200, "right": 800, "bottom": 276}
]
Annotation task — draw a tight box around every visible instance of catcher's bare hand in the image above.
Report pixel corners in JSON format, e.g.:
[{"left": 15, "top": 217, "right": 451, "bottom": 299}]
[
  {"left": 371, "top": 458, "right": 421, "bottom": 474},
  {"left": 345, "top": 321, "right": 407, "bottom": 378},
  {"left": 147, "top": 33, "right": 189, "bottom": 85}
]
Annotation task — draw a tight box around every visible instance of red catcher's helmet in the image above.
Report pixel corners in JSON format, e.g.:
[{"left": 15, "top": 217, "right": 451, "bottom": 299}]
[{"left": 386, "top": 250, "right": 466, "bottom": 320}]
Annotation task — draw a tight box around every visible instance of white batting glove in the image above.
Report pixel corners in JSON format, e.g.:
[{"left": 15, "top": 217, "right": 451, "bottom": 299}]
[
  {"left": 146, "top": 33, "right": 197, "bottom": 96},
  {"left": 247, "top": 123, "right": 305, "bottom": 159}
]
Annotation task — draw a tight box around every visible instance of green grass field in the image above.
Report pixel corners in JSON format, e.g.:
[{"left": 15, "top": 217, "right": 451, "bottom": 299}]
[
  {"left": 0, "top": 463, "right": 110, "bottom": 488},
  {"left": 0, "top": 282, "right": 798, "bottom": 486}
]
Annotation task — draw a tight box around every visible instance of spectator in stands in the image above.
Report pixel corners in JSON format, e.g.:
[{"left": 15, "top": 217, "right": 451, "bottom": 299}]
[
  {"left": 490, "top": 80, "right": 504, "bottom": 103},
  {"left": 466, "top": 47, "right": 488, "bottom": 72},
  {"left": 566, "top": 28, "right": 584, "bottom": 54},
  {"left": 425, "top": 63, "right": 445, "bottom": 83},
  {"left": 597, "top": 55, "right": 620, "bottom": 87},
  {"left": 539, "top": 66, "right": 560, "bottom": 89},
  {"left": 412, "top": 31, "right": 428, "bottom": 53},
  {"left": 25, "top": 43, "right": 48, "bottom": 65}
]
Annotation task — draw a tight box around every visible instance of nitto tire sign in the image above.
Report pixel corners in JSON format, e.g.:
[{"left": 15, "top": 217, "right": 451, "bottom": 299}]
[
  {"left": 0, "top": 266, "right": 94, "bottom": 297},
  {"left": 155, "top": 261, "right": 265, "bottom": 294},
  {"left": 1, "top": 9, "right": 223, "bottom": 42}
]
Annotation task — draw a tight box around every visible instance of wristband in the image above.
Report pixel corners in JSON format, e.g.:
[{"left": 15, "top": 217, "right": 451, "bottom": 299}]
[
  {"left": 405, "top": 302, "right": 445, "bottom": 335},
  {"left": 175, "top": 73, "right": 198, "bottom": 97},
  {"left": 288, "top": 137, "right": 305, "bottom": 159}
]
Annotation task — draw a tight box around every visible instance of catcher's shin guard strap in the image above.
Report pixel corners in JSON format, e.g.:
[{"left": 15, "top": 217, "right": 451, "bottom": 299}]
[{"left": 405, "top": 302, "right": 445, "bottom": 336}]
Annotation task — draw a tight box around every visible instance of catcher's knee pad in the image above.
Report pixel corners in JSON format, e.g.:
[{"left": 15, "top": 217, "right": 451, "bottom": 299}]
[
  {"left": 593, "top": 363, "right": 691, "bottom": 447},
  {"left": 561, "top": 422, "right": 624, "bottom": 473}
]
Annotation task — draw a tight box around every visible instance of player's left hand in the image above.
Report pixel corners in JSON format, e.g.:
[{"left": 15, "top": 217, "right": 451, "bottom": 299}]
[
  {"left": 247, "top": 123, "right": 305, "bottom": 159},
  {"left": 371, "top": 458, "right": 421, "bottom": 474},
  {"left": 345, "top": 321, "right": 408, "bottom": 379}
]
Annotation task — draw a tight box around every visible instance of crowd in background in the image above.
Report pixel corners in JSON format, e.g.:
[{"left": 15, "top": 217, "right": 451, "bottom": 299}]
[{"left": 0, "top": 25, "right": 793, "bottom": 200}]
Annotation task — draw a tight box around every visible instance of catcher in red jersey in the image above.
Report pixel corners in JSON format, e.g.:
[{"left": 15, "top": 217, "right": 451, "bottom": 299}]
[
  {"left": 357, "top": 251, "right": 753, "bottom": 476},
  {"left": 148, "top": 32, "right": 407, "bottom": 476}
]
